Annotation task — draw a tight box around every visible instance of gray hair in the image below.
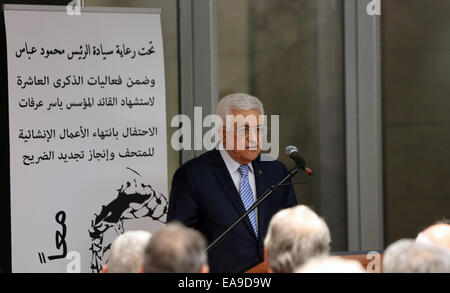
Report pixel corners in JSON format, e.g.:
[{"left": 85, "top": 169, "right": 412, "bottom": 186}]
[
  {"left": 383, "top": 239, "right": 450, "bottom": 273},
  {"left": 216, "top": 93, "right": 264, "bottom": 126},
  {"left": 295, "top": 256, "right": 366, "bottom": 273},
  {"left": 107, "top": 230, "right": 151, "bottom": 273},
  {"left": 143, "top": 222, "right": 208, "bottom": 273},
  {"left": 264, "top": 205, "right": 331, "bottom": 273}
]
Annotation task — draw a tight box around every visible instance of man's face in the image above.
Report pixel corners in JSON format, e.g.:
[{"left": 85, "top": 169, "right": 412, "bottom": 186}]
[{"left": 221, "top": 109, "right": 263, "bottom": 165}]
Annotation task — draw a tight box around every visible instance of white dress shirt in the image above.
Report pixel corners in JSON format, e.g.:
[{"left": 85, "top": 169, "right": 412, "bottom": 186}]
[{"left": 219, "top": 149, "right": 258, "bottom": 228}]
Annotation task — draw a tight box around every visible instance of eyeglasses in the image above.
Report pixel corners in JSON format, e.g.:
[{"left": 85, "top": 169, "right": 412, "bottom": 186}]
[{"left": 235, "top": 125, "right": 266, "bottom": 136}]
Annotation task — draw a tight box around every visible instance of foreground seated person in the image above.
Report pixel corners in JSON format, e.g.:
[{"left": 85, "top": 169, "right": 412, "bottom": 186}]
[
  {"left": 416, "top": 221, "right": 450, "bottom": 251},
  {"left": 142, "top": 222, "right": 209, "bottom": 273},
  {"left": 295, "top": 256, "right": 365, "bottom": 273},
  {"left": 102, "top": 230, "right": 151, "bottom": 273},
  {"left": 263, "top": 205, "right": 331, "bottom": 273},
  {"left": 383, "top": 239, "right": 450, "bottom": 273}
]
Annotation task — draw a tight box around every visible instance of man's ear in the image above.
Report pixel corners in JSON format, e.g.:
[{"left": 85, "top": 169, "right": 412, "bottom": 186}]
[
  {"left": 101, "top": 264, "right": 108, "bottom": 273},
  {"left": 199, "top": 264, "right": 210, "bottom": 273}
]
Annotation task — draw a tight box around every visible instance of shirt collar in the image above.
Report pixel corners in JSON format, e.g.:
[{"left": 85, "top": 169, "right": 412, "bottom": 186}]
[{"left": 219, "top": 148, "right": 254, "bottom": 175}]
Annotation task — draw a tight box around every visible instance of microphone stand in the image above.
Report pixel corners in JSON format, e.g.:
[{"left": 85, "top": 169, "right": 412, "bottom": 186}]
[{"left": 205, "top": 166, "right": 301, "bottom": 253}]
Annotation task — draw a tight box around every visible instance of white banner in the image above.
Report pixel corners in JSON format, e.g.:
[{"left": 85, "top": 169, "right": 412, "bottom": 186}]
[{"left": 5, "top": 5, "right": 168, "bottom": 273}]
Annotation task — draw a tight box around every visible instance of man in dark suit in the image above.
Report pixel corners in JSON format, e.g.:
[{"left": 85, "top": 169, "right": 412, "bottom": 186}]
[{"left": 167, "top": 93, "right": 297, "bottom": 273}]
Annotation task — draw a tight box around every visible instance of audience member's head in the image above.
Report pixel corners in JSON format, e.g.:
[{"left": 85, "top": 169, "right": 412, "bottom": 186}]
[
  {"left": 416, "top": 221, "right": 450, "bottom": 251},
  {"left": 263, "top": 205, "right": 331, "bottom": 273},
  {"left": 103, "top": 230, "right": 151, "bottom": 273},
  {"left": 295, "top": 256, "right": 365, "bottom": 273},
  {"left": 383, "top": 239, "right": 450, "bottom": 273},
  {"left": 142, "top": 222, "right": 209, "bottom": 273}
]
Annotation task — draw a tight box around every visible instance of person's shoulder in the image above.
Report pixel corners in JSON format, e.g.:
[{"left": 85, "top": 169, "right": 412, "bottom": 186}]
[
  {"left": 257, "top": 153, "right": 289, "bottom": 172},
  {"left": 175, "top": 149, "right": 217, "bottom": 175}
]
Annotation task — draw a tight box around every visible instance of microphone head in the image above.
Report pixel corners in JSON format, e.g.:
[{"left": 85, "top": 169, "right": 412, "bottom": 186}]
[
  {"left": 285, "top": 145, "right": 298, "bottom": 157},
  {"left": 285, "top": 145, "right": 306, "bottom": 168}
]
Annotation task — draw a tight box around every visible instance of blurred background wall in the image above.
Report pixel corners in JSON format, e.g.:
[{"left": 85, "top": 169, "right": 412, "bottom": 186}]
[
  {"left": 382, "top": 0, "right": 450, "bottom": 244},
  {"left": 217, "top": 0, "right": 347, "bottom": 251}
]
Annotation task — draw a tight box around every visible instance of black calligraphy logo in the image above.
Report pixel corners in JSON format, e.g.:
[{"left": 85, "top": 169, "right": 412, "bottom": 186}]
[
  {"left": 88, "top": 167, "right": 168, "bottom": 273},
  {"left": 38, "top": 210, "right": 68, "bottom": 264},
  {"left": 48, "top": 211, "right": 68, "bottom": 260}
]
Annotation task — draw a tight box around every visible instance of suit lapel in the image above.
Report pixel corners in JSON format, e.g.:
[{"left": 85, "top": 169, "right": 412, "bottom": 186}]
[
  {"left": 211, "top": 150, "right": 258, "bottom": 240},
  {"left": 252, "top": 157, "right": 267, "bottom": 241}
]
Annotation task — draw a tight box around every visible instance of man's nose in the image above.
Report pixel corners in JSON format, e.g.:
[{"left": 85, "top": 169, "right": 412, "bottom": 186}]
[{"left": 248, "top": 127, "right": 258, "bottom": 143}]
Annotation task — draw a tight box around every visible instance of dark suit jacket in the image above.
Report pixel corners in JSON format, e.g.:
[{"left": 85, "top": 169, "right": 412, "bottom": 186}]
[{"left": 167, "top": 150, "right": 297, "bottom": 272}]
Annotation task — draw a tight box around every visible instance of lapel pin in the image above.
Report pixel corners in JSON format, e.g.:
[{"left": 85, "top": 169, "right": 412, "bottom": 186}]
[{"left": 258, "top": 170, "right": 262, "bottom": 175}]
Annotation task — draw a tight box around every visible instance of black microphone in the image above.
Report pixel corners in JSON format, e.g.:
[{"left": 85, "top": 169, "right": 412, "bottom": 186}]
[{"left": 285, "top": 145, "right": 313, "bottom": 176}]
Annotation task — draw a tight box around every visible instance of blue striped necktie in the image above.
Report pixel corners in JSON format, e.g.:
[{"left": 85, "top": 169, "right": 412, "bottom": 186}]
[{"left": 238, "top": 164, "right": 258, "bottom": 238}]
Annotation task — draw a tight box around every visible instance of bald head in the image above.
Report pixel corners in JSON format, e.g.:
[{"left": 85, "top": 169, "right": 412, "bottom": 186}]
[{"left": 417, "top": 223, "right": 450, "bottom": 250}]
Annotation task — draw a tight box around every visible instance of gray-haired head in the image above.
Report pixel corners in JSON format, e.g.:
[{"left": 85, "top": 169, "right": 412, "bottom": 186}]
[
  {"left": 416, "top": 222, "right": 450, "bottom": 251},
  {"left": 264, "top": 205, "right": 331, "bottom": 273},
  {"left": 142, "top": 222, "right": 208, "bottom": 273},
  {"left": 107, "top": 230, "right": 151, "bottom": 273},
  {"left": 216, "top": 93, "right": 264, "bottom": 127},
  {"left": 295, "top": 256, "right": 366, "bottom": 273},
  {"left": 383, "top": 239, "right": 450, "bottom": 273}
]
